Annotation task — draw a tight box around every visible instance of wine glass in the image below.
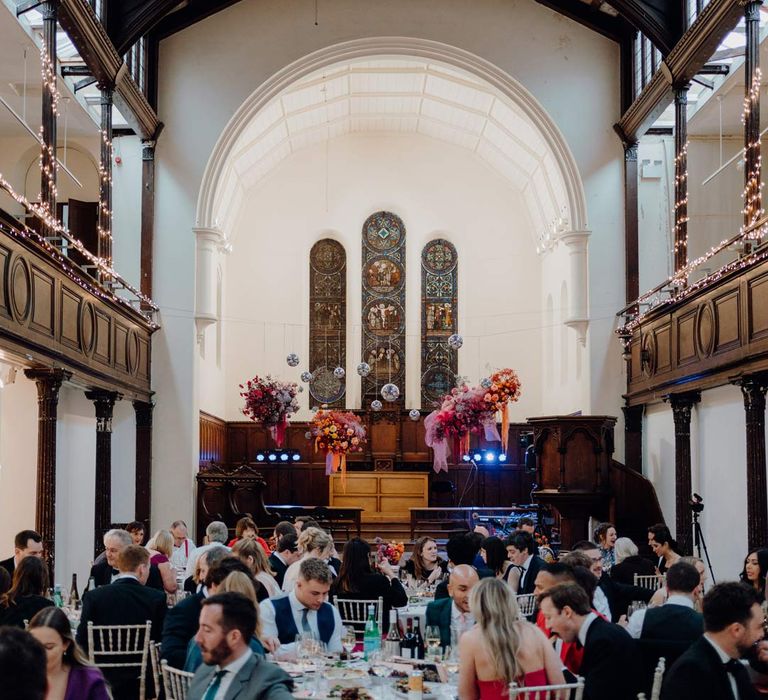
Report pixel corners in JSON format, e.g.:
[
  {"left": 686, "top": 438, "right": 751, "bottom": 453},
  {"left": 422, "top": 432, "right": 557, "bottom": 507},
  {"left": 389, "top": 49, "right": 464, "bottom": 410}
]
[
  {"left": 369, "top": 650, "right": 390, "bottom": 688},
  {"left": 443, "top": 646, "right": 460, "bottom": 684},
  {"left": 341, "top": 625, "right": 357, "bottom": 659},
  {"left": 425, "top": 625, "right": 442, "bottom": 660}
]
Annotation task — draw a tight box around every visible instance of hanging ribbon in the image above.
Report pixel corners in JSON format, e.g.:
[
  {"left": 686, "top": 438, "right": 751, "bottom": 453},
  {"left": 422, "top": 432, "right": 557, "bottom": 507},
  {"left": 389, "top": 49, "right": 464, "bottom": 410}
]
[
  {"left": 268, "top": 415, "right": 289, "bottom": 448},
  {"left": 501, "top": 403, "right": 509, "bottom": 455},
  {"left": 484, "top": 419, "right": 501, "bottom": 443},
  {"left": 325, "top": 452, "right": 347, "bottom": 491},
  {"left": 424, "top": 410, "right": 449, "bottom": 473}
]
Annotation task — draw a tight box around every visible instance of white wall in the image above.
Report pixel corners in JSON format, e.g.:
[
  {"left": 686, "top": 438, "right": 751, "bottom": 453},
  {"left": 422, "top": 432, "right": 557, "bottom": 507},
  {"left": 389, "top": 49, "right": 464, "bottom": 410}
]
[
  {"left": 112, "top": 135, "right": 143, "bottom": 292},
  {"left": 111, "top": 400, "right": 137, "bottom": 524}
]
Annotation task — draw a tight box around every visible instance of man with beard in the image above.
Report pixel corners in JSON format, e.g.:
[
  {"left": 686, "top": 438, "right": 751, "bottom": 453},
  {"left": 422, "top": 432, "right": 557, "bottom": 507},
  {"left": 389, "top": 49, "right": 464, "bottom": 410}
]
[
  {"left": 661, "top": 582, "right": 765, "bottom": 700},
  {"left": 188, "top": 592, "right": 293, "bottom": 700}
]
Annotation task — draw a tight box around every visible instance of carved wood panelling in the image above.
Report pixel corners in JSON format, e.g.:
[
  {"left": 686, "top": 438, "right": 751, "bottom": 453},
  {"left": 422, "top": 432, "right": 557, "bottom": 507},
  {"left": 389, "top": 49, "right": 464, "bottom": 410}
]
[
  {"left": 200, "top": 411, "right": 227, "bottom": 466},
  {"left": 0, "top": 226, "right": 154, "bottom": 399}
]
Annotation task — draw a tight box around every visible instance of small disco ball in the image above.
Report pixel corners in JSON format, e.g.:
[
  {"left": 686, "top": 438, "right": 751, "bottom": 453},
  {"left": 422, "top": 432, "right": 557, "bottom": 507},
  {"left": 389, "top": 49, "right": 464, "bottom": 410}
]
[
  {"left": 480, "top": 377, "right": 492, "bottom": 389},
  {"left": 448, "top": 333, "right": 464, "bottom": 350},
  {"left": 311, "top": 406, "right": 319, "bottom": 412},
  {"left": 304, "top": 431, "right": 312, "bottom": 439},
  {"left": 371, "top": 399, "right": 383, "bottom": 411},
  {"left": 286, "top": 353, "right": 300, "bottom": 367},
  {"left": 356, "top": 362, "right": 371, "bottom": 377},
  {"left": 300, "top": 371, "right": 314, "bottom": 383},
  {"left": 408, "top": 409, "right": 421, "bottom": 421},
  {"left": 297, "top": 386, "right": 304, "bottom": 392},
  {"left": 381, "top": 383, "right": 400, "bottom": 402},
  {"left": 333, "top": 366, "right": 346, "bottom": 379}
]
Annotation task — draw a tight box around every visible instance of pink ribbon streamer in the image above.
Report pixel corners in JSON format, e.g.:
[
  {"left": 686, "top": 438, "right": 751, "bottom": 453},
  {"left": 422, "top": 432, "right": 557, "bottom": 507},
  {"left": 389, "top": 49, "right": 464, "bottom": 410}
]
[
  {"left": 268, "top": 416, "right": 288, "bottom": 448},
  {"left": 484, "top": 420, "right": 501, "bottom": 443},
  {"left": 325, "top": 451, "right": 334, "bottom": 476},
  {"left": 424, "top": 410, "right": 449, "bottom": 473}
]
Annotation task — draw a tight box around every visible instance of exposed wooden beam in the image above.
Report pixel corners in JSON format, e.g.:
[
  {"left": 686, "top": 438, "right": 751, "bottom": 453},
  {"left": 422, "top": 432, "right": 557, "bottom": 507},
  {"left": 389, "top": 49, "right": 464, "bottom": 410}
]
[
  {"left": 609, "top": 0, "right": 685, "bottom": 54},
  {"left": 534, "top": 0, "right": 632, "bottom": 42},
  {"left": 150, "top": 0, "right": 245, "bottom": 41},
  {"left": 109, "top": 0, "right": 181, "bottom": 55}
]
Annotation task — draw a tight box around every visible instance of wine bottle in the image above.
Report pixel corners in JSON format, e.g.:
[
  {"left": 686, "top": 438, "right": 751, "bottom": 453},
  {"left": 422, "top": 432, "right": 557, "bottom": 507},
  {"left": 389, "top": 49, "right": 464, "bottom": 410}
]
[
  {"left": 363, "top": 604, "right": 381, "bottom": 660},
  {"left": 384, "top": 609, "right": 402, "bottom": 657},
  {"left": 69, "top": 574, "right": 80, "bottom": 610},
  {"left": 401, "top": 617, "right": 415, "bottom": 659},
  {"left": 413, "top": 617, "right": 425, "bottom": 660}
]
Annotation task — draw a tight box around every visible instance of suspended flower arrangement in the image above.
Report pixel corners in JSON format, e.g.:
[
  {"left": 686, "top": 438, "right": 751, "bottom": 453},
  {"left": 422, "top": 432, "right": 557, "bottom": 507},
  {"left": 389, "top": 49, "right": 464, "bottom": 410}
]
[
  {"left": 239, "top": 375, "right": 299, "bottom": 448},
  {"left": 310, "top": 409, "right": 367, "bottom": 488},
  {"left": 483, "top": 368, "right": 522, "bottom": 454}
]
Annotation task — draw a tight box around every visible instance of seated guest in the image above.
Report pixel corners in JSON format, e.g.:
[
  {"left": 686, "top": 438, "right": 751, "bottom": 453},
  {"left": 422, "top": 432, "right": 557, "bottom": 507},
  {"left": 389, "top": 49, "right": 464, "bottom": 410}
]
[
  {"left": 506, "top": 531, "right": 546, "bottom": 596},
  {"left": 458, "top": 578, "right": 564, "bottom": 698},
  {"left": 270, "top": 521, "right": 296, "bottom": 550},
  {"left": 0, "top": 626, "right": 47, "bottom": 700},
  {"left": 28, "top": 607, "right": 111, "bottom": 700},
  {"left": 268, "top": 533, "right": 299, "bottom": 589},
  {"left": 0, "top": 529, "right": 43, "bottom": 577},
  {"left": 741, "top": 549, "right": 768, "bottom": 603},
  {"left": 183, "top": 545, "right": 229, "bottom": 595},
  {"left": 661, "top": 582, "right": 765, "bottom": 700},
  {"left": 622, "top": 561, "right": 704, "bottom": 695},
  {"left": 184, "top": 571, "right": 266, "bottom": 672},
  {"left": 426, "top": 564, "right": 479, "bottom": 649},
  {"left": 403, "top": 536, "right": 449, "bottom": 584},
  {"left": 539, "top": 583, "right": 641, "bottom": 700},
  {"left": 0, "top": 556, "right": 54, "bottom": 628},
  {"left": 648, "top": 555, "right": 707, "bottom": 610},
  {"left": 228, "top": 516, "right": 270, "bottom": 554},
  {"left": 188, "top": 592, "right": 293, "bottom": 700},
  {"left": 331, "top": 537, "right": 407, "bottom": 631},
  {"left": 92, "top": 520, "right": 147, "bottom": 567},
  {"left": 294, "top": 516, "right": 320, "bottom": 535},
  {"left": 233, "top": 538, "right": 281, "bottom": 597},
  {"left": 206, "top": 556, "right": 268, "bottom": 603},
  {"left": 77, "top": 545, "right": 167, "bottom": 700},
  {"left": 162, "top": 547, "right": 229, "bottom": 669},
  {"left": 260, "top": 558, "right": 343, "bottom": 655},
  {"left": 435, "top": 534, "right": 494, "bottom": 600},
  {"left": 146, "top": 529, "right": 178, "bottom": 594},
  {"left": 480, "top": 536, "right": 516, "bottom": 584},
  {"left": 281, "top": 527, "right": 334, "bottom": 592},
  {"left": 185, "top": 521, "right": 230, "bottom": 579},
  {"left": 648, "top": 523, "right": 681, "bottom": 574},
  {"left": 610, "top": 537, "right": 656, "bottom": 586},
  {"left": 594, "top": 522, "right": 618, "bottom": 573},
  {"left": 90, "top": 529, "right": 164, "bottom": 591},
  {"left": 169, "top": 520, "right": 196, "bottom": 571}
]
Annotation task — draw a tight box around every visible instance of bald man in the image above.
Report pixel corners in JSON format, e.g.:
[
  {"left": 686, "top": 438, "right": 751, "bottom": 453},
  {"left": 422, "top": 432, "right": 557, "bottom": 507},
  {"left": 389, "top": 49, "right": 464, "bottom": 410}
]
[{"left": 425, "top": 564, "right": 479, "bottom": 649}]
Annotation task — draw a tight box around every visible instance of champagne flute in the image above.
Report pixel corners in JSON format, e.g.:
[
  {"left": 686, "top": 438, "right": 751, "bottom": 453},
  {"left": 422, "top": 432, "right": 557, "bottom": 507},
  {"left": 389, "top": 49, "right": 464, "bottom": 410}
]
[
  {"left": 425, "top": 625, "right": 442, "bottom": 660},
  {"left": 341, "top": 625, "right": 357, "bottom": 659}
]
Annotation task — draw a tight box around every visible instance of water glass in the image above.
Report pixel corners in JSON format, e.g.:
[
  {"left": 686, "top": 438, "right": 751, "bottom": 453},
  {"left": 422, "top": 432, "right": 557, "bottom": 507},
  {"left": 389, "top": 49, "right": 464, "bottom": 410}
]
[
  {"left": 369, "top": 650, "right": 390, "bottom": 687},
  {"left": 341, "top": 625, "right": 357, "bottom": 658},
  {"left": 425, "top": 625, "right": 442, "bottom": 660}
]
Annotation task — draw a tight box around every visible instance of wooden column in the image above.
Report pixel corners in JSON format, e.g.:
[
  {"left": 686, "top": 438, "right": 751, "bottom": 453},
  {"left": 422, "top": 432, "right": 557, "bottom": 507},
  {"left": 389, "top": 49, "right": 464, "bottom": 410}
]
[
  {"left": 624, "top": 143, "right": 639, "bottom": 306},
  {"left": 134, "top": 400, "right": 154, "bottom": 532},
  {"left": 673, "top": 86, "right": 689, "bottom": 275},
  {"left": 86, "top": 390, "right": 120, "bottom": 555},
  {"left": 40, "top": 1, "right": 57, "bottom": 230},
  {"left": 98, "top": 87, "right": 114, "bottom": 274},
  {"left": 140, "top": 141, "right": 156, "bottom": 299},
  {"left": 740, "top": 375, "right": 768, "bottom": 552},
  {"left": 667, "top": 392, "right": 700, "bottom": 555},
  {"left": 743, "top": 1, "right": 763, "bottom": 240},
  {"left": 622, "top": 404, "right": 644, "bottom": 473},
  {"left": 24, "top": 368, "right": 70, "bottom": 574}
]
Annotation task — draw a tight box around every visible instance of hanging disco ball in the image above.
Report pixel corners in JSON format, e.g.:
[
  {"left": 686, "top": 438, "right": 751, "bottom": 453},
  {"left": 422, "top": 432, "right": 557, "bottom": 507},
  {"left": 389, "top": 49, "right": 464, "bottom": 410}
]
[
  {"left": 381, "top": 383, "right": 400, "bottom": 402},
  {"left": 448, "top": 334, "right": 464, "bottom": 350},
  {"left": 304, "top": 431, "right": 312, "bottom": 440},
  {"left": 297, "top": 386, "right": 304, "bottom": 392},
  {"left": 408, "top": 409, "right": 421, "bottom": 421},
  {"left": 333, "top": 366, "right": 346, "bottom": 379},
  {"left": 300, "top": 371, "right": 314, "bottom": 383},
  {"left": 286, "top": 353, "right": 300, "bottom": 367},
  {"left": 480, "top": 377, "right": 493, "bottom": 389},
  {"left": 371, "top": 399, "right": 383, "bottom": 411},
  {"left": 356, "top": 362, "right": 371, "bottom": 377},
  {"left": 311, "top": 406, "right": 319, "bottom": 412}
]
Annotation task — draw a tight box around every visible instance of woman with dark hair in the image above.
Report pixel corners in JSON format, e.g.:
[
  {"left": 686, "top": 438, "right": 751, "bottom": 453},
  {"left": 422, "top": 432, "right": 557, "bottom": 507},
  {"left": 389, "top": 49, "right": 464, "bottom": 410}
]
[
  {"left": 331, "top": 538, "right": 407, "bottom": 631},
  {"left": 740, "top": 549, "right": 768, "bottom": 603},
  {"left": 0, "top": 556, "right": 53, "bottom": 628},
  {"left": 647, "top": 523, "right": 681, "bottom": 574},
  {"left": 594, "top": 522, "right": 618, "bottom": 572},
  {"left": 227, "top": 516, "right": 270, "bottom": 554},
  {"left": 28, "top": 607, "right": 110, "bottom": 700},
  {"left": 480, "top": 537, "right": 515, "bottom": 584},
  {"left": 403, "top": 537, "right": 448, "bottom": 584}
]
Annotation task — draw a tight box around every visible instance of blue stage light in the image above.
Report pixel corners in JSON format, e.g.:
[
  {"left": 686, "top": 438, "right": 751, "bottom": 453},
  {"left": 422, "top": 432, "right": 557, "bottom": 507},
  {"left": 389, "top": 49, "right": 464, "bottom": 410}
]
[
  {"left": 462, "top": 454, "right": 471, "bottom": 462},
  {"left": 268, "top": 454, "right": 277, "bottom": 462},
  {"left": 498, "top": 453, "right": 507, "bottom": 462},
  {"left": 280, "top": 453, "right": 289, "bottom": 462},
  {"left": 485, "top": 452, "right": 496, "bottom": 462},
  {"left": 473, "top": 453, "right": 482, "bottom": 462},
  {"left": 256, "top": 454, "right": 265, "bottom": 462},
  {"left": 292, "top": 453, "right": 301, "bottom": 462}
]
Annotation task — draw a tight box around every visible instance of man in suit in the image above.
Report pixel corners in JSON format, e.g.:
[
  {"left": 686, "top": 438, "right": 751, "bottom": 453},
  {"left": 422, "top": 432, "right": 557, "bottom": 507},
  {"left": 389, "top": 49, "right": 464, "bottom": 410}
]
[
  {"left": 259, "top": 558, "right": 343, "bottom": 655},
  {"left": 506, "top": 530, "right": 546, "bottom": 596},
  {"left": 89, "top": 528, "right": 164, "bottom": 590},
  {"left": 426, "top": 564, "right": 479, "bottom": 649},
  {"left": 434, "top": 534, "right": 493, "bottom": 600},
  {"left": 186, "top": 521, "right": 231, "bottom": 579},
  {"left": 188, "top": 592, "right": 293, "bottom": 699},
  {"left": 268, "top": 533, "right": 299, "bottom": 589},
  {"left": 661, "top": 582, "right": 765, "bottom": 700},
  {"left": 540, "top": 582, "right": 641, "bottom": 700},
  {"left": 0, "top": 529, "right": 43, "bottom": 578},
  {"left": 77, "top": 545, "right": 167, "bottom": 700}
]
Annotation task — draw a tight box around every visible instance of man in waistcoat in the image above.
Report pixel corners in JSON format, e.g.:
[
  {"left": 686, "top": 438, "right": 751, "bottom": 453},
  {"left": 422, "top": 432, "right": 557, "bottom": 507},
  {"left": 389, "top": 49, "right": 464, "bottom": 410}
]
[
  {"left": 259, "top": 557, "right": 343, "bottom": 656},
  {"left": 623, "top": 560, "right": 704, "bottom": 695}
]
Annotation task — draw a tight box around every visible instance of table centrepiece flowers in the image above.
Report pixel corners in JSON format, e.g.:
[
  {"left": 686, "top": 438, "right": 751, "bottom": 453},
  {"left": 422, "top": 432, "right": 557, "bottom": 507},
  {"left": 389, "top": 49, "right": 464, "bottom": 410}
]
[
  {"left": 374, "top": 538, "right": 405, "bottom": 565},
  {"left": 240, "top": 374, "right": 299, "bottom": 448},
  {"left": 483, "top": 367, "right": 522, "bottom": 454},
  {"left": 310, "top": 408, "right": 367, "bottom": 489}
]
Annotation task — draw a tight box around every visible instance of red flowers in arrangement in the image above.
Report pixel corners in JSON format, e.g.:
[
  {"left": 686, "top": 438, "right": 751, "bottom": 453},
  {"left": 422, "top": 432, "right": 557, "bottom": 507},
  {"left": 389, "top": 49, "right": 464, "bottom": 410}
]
[
  {"left": 310, "top": 409, "right": 367, "bottom": 486},
  {"left": 239, "top": 375, "right": 299, "bottom": 448}
]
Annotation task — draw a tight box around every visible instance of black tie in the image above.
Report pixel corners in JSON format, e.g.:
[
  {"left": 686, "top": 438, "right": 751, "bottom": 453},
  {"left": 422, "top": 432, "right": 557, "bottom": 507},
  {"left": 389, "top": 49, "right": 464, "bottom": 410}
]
[{"left": 725, "top": 658, "right": 754, "bottom": 700}]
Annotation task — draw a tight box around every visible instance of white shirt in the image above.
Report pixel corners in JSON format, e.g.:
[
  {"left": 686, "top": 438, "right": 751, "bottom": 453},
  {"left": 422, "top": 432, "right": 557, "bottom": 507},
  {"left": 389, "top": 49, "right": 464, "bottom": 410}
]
[
  {"left": 593, "top": 586, "right": 611, "bottom": 620},
  {"left": 259, "top": 590, "right": 343, "bottom": 654},
  {"left": 704, "top": 634, "right": 740, "bottom": 700},
  {"left": 185, "top": 542, "right": 229, "bottom": 579},
  {"left": 205, "top": 647, "right": 252, "bottom": 700},
  {"left": 113, "top": 573, "right": 139, "bottom": 583},
  {"left": 625, "top": 594, "right": 694, "bottom": 640},
  {"left": 170, "top": 538, "right": 196, "bottom": 570},
  {"left": 450, "top": 602, "right": 475, "bottom": 642},
  {"left": 577, "top": 612, "right": 599, "bottom": 647}
]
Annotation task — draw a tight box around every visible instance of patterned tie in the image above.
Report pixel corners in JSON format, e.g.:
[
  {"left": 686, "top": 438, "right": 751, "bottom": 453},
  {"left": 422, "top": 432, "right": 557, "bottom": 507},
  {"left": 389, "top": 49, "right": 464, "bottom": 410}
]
[
  {"left": 203, "top": 670, "right": 228, "bottom": 700},
  {"left": 301, "top": 607, "right": 312, "bottom": 633},
  {"left": 725, "top": 658, "right": 754, "bottom": 700}
]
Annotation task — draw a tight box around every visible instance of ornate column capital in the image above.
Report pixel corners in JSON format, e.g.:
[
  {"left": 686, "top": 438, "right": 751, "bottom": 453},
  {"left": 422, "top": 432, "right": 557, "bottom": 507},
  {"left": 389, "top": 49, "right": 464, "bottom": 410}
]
[{"left": 85, "top": 389, "right": 120, "bottom": 432}]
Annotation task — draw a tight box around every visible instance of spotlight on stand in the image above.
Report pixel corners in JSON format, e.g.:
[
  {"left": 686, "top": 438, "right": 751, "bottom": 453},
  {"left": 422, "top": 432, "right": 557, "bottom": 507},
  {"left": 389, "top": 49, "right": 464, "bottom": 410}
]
[
  {"left": 256, "top": 449, "right": 303, "bottom": 464},
  {"left": 462, "top": 449, "right": 509, "bottom": 465}
]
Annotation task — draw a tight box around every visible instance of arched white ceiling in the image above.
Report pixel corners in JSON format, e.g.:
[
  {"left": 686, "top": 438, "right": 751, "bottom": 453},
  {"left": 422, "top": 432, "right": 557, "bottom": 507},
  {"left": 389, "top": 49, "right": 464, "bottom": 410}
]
[{"left": 210, "top": 55, "right": 574, "bottom": 240}]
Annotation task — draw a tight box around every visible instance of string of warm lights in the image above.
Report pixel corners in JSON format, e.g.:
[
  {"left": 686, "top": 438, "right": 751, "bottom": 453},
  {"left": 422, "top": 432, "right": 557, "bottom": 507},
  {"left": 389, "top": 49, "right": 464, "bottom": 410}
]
[
  {"left": 38, "top": 45, "right": 59, "bottom": 215},
  {"left": 97, "top": 126, "right": 114, "bottom": 268},
  {"left": 742, "top": 67, "right": 765, "bottom": 239},
  {"left": 672, "top": 142, "right": 689, "bottom": 267}
]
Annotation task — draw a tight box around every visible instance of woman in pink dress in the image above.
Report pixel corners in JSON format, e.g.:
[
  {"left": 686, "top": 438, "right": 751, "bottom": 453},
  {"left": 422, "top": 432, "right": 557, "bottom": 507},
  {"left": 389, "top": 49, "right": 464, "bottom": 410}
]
[{"left": 458, "top": 578, "right": 565, "bottom": 699}]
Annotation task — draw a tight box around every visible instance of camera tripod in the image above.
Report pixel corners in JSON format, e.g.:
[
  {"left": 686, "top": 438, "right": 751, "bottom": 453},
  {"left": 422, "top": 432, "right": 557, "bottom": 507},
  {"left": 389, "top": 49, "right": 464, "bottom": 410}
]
[{"left": 691, "top": 507, "right": 716, "bottom": 584}]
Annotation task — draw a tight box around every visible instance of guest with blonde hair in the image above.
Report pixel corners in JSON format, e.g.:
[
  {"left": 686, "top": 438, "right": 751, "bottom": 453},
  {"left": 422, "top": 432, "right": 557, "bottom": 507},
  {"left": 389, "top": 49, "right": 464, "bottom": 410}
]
[
  {"left": 458, "top": 578, "right": 564, "bottom": 698},
  {"left": 146, "top": 529, "right": 178, "bottom": 594},
  {"left": 233, "top": 538, "right": 281, "bottom": 597},
  {"left": 281, "top": 527, "right": 334, "bottom": 592}
]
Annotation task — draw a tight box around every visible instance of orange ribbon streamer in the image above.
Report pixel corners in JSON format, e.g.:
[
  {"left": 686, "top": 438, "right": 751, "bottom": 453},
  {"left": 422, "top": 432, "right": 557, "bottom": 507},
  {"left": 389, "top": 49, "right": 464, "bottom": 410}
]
[{"left": 501, "top": 403, "right": 509, "bottom": 455}]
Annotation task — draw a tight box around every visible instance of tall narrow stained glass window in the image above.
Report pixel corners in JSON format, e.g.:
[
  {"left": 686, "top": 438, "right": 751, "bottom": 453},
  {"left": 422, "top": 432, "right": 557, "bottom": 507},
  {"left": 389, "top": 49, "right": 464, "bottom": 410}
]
[
  {"left": 421, "top": 239, "right": 458, "bottom": 407},
  {"left": 361, "top": 211, "right": 406, "bottom": 406},
  {"left": 309, "top": 239, "right": 346, "bottom": 407}
]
